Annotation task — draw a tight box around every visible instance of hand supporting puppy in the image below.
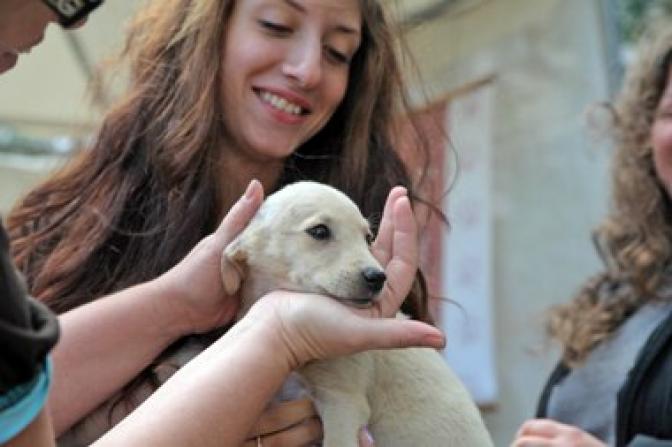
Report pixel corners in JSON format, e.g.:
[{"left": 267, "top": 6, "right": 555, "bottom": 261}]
[
  {"left": 91, "top": 184, "right": 443, "bottom": 447},
  {"left": 154, "top": 179, "right": 265, "bottom": 335},
  {"left": 49, "top": 181, "right": 266, "bottom": 436},
  {"left": 242, "top": 186, "right": 445, "bottom": 370},
  {"left": 242, "top": 399, "right": 322, "bottom": 446},
  {"left": 237, "top": 186, "right": 418, "bottom": 447},
  {"left": 241, "top": 399, "right": 376, "bottom": 446},
  {"left": 512, "top": 419, "right": 606, "bottom": 447}
]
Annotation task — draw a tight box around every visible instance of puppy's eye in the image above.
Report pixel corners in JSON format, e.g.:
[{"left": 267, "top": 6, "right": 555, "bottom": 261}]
[{"left": 306, "top": 224, "right": 331, "bottom": 241}]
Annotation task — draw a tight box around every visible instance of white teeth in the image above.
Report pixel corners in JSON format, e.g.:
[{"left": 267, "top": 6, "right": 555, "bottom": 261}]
[{"left": 260, "top": 90, "right": 304, "bottom": 116}]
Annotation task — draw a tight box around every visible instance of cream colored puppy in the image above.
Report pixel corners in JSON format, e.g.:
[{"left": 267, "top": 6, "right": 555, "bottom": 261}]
[{"left": 222, "top": 181, "right": 493, "bottom": 447}]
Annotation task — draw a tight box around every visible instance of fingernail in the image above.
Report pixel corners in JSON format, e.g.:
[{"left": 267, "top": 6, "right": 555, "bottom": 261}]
[
  {"left": 363, "top": 426, "right": 375, "bottom": 445},
  {"left": 244, "top": 179, "right": 258, "bottom": 199},
  {"left": 423, "top": 333, "right": 446, "bottom": 348}
]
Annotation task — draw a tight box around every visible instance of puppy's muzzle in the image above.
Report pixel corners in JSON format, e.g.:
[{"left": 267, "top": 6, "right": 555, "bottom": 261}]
[{"left": 362, "top": 267, "right": 386, "bottom": 294}]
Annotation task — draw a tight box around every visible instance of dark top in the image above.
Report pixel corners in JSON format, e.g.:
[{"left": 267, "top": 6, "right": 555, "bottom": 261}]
[
  {"left": 537, "top": 308, "right": 672, "bottom": 447},
  {"left": 0, "top": 219, "right": 59, "bottom": 394}
]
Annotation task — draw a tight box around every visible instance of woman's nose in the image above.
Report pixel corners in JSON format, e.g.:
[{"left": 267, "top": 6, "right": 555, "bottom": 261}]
[{"left": 282, "top": 40, "right": 322, "bottom": 89}]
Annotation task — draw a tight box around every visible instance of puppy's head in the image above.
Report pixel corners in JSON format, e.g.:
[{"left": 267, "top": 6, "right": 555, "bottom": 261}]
[{"left": 222, "top": 181, "right": 386, "bottom": 310}]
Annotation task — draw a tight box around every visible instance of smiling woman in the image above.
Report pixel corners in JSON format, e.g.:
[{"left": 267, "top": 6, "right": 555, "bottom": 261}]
[
  {"left": 219, "top": 0, "right": 361, "bottom": 167},
  {"left": 6, "top": 0, "right": 438, "bottom": 445}
]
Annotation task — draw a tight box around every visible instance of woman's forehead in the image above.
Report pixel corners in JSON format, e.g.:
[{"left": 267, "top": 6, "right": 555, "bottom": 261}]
[{"left": 244, "top": 0, "right": 362, "bottom": 29}]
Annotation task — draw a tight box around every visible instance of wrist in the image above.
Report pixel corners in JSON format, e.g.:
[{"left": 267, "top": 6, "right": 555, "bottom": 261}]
[
  {"left": 142, "top": 276, "right": 194, "bottom": 340},
  {"left": 231, "top": 303, "right": 299, "bottom": 373}
]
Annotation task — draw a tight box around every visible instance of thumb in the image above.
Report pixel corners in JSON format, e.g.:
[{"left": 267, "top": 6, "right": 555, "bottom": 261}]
[
  {"left": 213, "top": 179, "right": 264, "bottom": 246},
  {"left": 351, "top": 318, "right": 446, "bottom": 351}
]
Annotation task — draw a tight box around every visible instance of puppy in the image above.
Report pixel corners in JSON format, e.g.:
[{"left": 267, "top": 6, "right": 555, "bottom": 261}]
[
  {"left": 220, "top": 181, "right": 493, "bottom": 446},
  {"left": 59, "top": 181, "right": 493, "bottom": 447}
]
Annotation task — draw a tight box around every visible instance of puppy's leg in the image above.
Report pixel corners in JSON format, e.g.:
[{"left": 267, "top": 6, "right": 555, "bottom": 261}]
[
  {"left": 312, "top": 388, "right": 370, "bottom": 447},
  {"left": 300, "top": 354, "right": 374, "bottom": 447}
]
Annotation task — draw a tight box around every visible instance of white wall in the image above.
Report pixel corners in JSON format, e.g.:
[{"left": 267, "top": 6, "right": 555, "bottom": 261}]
[
  {"left": 0, "top": 2, "right": 139, "bottom": 211},
  {"left": 0, "top": 1, "right": 140, "bottom": 135}
]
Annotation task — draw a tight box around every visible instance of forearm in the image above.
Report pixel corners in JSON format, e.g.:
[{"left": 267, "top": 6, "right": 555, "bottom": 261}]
[
  {"left": 92, "top": 313, "right": 292, "bottom": 447},
  {"left": 4, "top": 408, "right": 55, "bottom": 447},
  {"left": 50, "top": 279, "right": 186, "bottom": 435}
]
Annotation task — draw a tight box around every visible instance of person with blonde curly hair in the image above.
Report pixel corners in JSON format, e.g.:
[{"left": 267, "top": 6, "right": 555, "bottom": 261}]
[{"left": 513, "top": 23, "right": 672, "bottom": 447}]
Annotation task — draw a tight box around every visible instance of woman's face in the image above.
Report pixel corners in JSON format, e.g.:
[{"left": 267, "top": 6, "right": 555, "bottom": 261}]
[
  {"left": 219, "top": 0, "right": 362, "bottom": 163},
  {"left": 652, "top": 66, "right": 672, "bottom": 194}
]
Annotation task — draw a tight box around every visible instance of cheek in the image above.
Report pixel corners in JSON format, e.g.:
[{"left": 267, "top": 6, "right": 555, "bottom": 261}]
[
  {"left": 321, "top": 72, "right": 350, "bottom": 116},
  {"left": 221, "top": 43, "right": 255, "bottom": 91},
  {"left": 652, "top": 121, "right": 672, "bottom": 186}
]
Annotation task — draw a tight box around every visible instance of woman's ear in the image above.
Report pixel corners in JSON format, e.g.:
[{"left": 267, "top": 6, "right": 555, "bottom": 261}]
[{"left": 221, "top": 236, "right": 248, "bottom": 295}]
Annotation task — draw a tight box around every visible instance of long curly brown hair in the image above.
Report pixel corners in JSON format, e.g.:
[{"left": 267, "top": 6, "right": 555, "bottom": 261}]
[
  {"left": 548, "top": 23, "right": 672, "bottom": 366},
  {"left": 7, "top": 0, "right": 434, "bottom": 321}
]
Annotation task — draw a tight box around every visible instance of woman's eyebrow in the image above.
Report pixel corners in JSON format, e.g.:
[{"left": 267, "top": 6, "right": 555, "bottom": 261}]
[{"left": 283, "top": 0, "right": 361, "bottom": 36}]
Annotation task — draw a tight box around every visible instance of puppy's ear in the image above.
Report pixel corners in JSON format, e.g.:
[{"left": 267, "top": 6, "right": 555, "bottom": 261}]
[{"left": 221, "top": 236, "right": 248, "bottom": 295}]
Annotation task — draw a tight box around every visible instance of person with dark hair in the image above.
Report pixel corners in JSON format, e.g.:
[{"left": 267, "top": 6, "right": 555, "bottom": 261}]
[
  {"left": 3, "top": 1, "right": 446, "bottom": 446},
  {"left": 513, "top": 23, "right": 672, "bottom": 447},
  {"left": 1, "top": 3, "right": 104, "bottom": 444}
]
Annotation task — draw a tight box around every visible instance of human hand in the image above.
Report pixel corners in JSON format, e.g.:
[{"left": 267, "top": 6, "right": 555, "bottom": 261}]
[
  {"left": 244, "top": 188, "right": 445, "bottom": 369},
  {"left": 242, "top": 398, "right": 321, "bottom": 447},
  {"left": 370, "top": 186, "right": 417, "bottom": 317},
  {"left": 154, "top": 180, "right": 264, "bottom": 335},
  {"left": 512, "top": 419, "right": 606, "bottom": 447},
  {"left": 240, "top": 399, "right": 378, "bottom": 447}
]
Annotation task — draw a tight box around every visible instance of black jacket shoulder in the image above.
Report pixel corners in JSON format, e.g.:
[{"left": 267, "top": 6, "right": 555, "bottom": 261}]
[{"left": 0, "top": 220, "right": 59, "bottom": 393}]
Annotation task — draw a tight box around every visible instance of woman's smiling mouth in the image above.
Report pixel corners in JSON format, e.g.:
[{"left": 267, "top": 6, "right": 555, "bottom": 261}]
[{"left": 254, "top": 88, "right": 311, "bottom": 117}]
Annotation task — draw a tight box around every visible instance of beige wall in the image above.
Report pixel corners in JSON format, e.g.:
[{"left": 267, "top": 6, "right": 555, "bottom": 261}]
[{"left": 404, "top": 0, "right": 612, "bottom": 444}]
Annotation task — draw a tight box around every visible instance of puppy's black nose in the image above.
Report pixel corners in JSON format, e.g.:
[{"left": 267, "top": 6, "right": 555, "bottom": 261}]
[{"left": 362, "top": 267, "right": 386, "bottom": 293}]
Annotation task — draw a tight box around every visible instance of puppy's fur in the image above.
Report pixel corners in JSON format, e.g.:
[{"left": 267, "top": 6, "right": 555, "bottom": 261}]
[
  {"left": 222, "top": 181, "right": 492, "bottom": 446},
  {"left": 59, "top": 181, "right": 493, "bottom": 447}
]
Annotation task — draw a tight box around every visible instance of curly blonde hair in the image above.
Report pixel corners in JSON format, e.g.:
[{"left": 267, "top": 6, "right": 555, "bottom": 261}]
[{"left": 548, "top": 23, "right": 672, "bottom": 366}]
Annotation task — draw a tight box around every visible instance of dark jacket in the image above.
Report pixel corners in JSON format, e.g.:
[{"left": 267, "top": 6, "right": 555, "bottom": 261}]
[
  {"left": 0, "top": 220, "right": 59, "bottom": 394},
  {"left": 536, "top": 309, "right": 672, "bottom": 447}
]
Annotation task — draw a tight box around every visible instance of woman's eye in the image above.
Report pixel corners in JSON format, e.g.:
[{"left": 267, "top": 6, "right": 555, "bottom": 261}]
[
  {"left": 325, "top": 46, "right": 350, "bottom": 65},
  {"left": 258, "top": 20, "right": 291, "bottom": 34},
  {"left": 657, "top": 109, "right": 672, "bottom": 119},
  {"left": 306, "top": 224, "right": 331, "bottom": 241}
]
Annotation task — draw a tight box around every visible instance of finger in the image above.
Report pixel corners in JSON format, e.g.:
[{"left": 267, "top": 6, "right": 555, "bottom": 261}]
[
  {"left": 511, "top": 436, "right": 553, "bottom": 447},
  {"left": 243, "top": 416, "right": 322, "bottom": 447},
  {"left": 371, "top": 186, "right": 407, "bottom": 265},
  {"left": 377, "top": 196, "right": 418, "bottom": 318},
  {"left": 359, "top": 426, "right": 375, "bottom": 447},
  {"left": 213, "top": 179, "right": 264, "bottom": 246},
  {"left": 348, "top": 316, "right": 445, "bottom": 351},
  {"left": 247, "top": 398, "right": 317, "bottom": 438},
  {"left": 515, "top": 419, "right": 563, "bottom": 439}
]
